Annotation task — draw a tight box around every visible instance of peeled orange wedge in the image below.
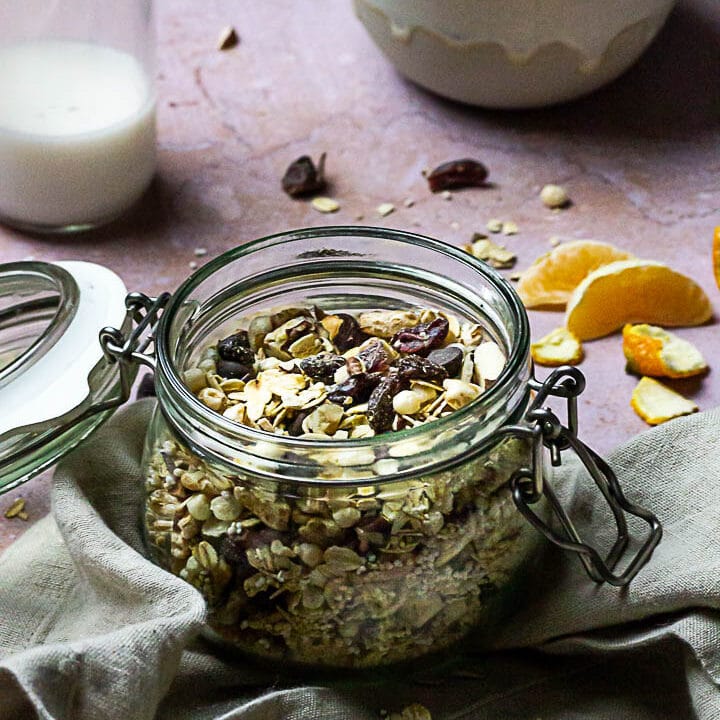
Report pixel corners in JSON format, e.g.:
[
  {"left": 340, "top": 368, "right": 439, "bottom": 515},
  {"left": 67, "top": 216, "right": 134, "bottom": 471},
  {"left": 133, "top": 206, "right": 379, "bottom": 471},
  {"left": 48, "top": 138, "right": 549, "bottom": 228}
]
[
  {"left": 565, "top": 260, "right": 713, "bottom": 341},
  {"left": 713, "top": 226, "right": 720, "bottom": 290},
  {"left": 622, "top": 324, "right": 707, "bottom": 378},
  {"left": 517, "top": 240, "right": 634, "bottom": 308},
  {"left": 630, "top": 376, "right": 698, "bottom": 426},
  {"left": 531, "top": 327, "right": 583, "bottom": 366}
]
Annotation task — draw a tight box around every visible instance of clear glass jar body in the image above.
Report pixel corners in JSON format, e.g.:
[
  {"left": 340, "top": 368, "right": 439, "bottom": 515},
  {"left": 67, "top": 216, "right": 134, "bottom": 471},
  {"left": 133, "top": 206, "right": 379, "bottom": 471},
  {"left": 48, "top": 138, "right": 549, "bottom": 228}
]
[
  {"left": 0, "top": 1, "right": 156, "bottom": 233},
  {"left": 142, "top": 227, "right": 542, "bottom": 668}
]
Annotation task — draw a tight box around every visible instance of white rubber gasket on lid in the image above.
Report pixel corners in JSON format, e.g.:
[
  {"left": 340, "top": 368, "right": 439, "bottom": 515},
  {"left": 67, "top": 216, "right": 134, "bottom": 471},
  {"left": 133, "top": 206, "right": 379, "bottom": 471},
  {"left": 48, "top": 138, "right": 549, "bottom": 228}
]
[{"left": 0, "top": 260, "right": 127, "bottom": 436}]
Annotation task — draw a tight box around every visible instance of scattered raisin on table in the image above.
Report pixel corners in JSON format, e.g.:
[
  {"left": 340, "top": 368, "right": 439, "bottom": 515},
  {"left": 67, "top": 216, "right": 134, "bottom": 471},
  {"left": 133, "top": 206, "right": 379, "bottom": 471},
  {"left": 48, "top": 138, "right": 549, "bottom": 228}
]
[
  {"left": 281, "top": 153, "right": 327, "bottom": 197},
  {"left": 427, "top": 159, "right": 488, "bottom": 193}
]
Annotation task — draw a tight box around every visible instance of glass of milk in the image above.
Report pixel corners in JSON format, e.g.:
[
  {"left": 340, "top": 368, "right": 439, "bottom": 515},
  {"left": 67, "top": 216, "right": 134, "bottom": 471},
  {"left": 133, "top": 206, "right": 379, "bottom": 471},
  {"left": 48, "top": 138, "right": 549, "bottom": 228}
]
[{"left": 0, "top": 1, "right": 156, "bottom": 233}]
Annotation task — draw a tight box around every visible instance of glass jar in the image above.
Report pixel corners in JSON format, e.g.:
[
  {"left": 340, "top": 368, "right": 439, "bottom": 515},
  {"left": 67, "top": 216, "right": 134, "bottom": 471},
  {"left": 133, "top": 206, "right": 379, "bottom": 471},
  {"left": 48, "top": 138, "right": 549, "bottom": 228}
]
[
  {"left": 0, "top": 227, "right": 661, "bottom": 669},
  {"left": 136, "top": 227, "right": 661, "bottom": 668},
  {"left": 0, "top": 0, "right": 156, "bottom": 233}
]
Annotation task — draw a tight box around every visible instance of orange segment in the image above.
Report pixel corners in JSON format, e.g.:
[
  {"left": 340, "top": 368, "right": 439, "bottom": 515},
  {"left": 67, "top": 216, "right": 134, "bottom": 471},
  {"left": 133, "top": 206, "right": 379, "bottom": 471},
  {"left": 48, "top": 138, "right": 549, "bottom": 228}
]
[
  {"left": 531, "top": 327, "right": 583, "bottom": 366},
  {"left": 630, "top": 376, "right": 698, "bottom": 425},
  {"left": 565, "top": 260, "right": 713, "bottom": 341},
  {"left": 713, "top": 226, "right": 720, "bottom": 290},
  {"left": 517, "top": 240, "right": 634, "bottom": 308},
  {"left": 622, "top": 324, "right": 707, "bottom": 378}
]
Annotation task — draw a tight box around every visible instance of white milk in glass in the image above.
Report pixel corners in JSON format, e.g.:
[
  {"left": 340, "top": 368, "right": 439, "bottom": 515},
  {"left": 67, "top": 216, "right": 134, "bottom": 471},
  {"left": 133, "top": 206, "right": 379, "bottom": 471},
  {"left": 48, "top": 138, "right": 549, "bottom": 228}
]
[{"left": 0, "top": 40, "right": 156, "bottom": 231}]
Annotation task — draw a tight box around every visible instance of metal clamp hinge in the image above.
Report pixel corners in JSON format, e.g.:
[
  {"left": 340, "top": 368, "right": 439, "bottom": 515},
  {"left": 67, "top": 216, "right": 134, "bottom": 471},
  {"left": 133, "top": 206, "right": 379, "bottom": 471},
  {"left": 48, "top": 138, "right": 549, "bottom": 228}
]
[{"left": 498, "top": 366, "right": 662, "bottom": 587}]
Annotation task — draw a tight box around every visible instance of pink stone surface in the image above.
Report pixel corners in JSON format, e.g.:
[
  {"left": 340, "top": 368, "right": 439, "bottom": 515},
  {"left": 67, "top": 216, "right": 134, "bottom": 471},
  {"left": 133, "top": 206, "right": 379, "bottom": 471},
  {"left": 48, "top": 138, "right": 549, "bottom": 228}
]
[{"left": 1, "top": 0, "right": 719, "bottom": 550}]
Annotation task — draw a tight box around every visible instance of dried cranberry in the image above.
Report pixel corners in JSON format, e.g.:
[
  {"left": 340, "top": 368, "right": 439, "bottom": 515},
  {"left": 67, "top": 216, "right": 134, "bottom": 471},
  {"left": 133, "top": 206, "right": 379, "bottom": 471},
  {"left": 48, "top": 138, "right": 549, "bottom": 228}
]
[
  {"left": 299, "top": 354, "right": 346, "bottom": 384},
  {"left": 367, "top": 375, "right": 405, "bottom": 433},
  {"left": 426, "top": 346, "right": 464, "bottom": 377},
  {"left": 281, "top": 153, "right": 326, "bottom": 198},
  {"left": 333, "top": 313, "right": 367, "bottom": 352},
  {"left": 393, "top": 354, "right": 447, "bottom": 383},
  {"left": 217, "top": 359, "right": 253, "bottom": 380},
  {"left": 357, "top": 339, "right": 392, "bottom": 373},
  {"left": 390, "top": 317, "right": 449, "bottom": 356},
  {"left": 327, "top": 372, "right": 381, "bottom": 406},
  {"left": 427, "top": 159, "right": 488, "bottom": 193},
  {"left": 218, "top": 332, "right": 255, "bottom": 366}
]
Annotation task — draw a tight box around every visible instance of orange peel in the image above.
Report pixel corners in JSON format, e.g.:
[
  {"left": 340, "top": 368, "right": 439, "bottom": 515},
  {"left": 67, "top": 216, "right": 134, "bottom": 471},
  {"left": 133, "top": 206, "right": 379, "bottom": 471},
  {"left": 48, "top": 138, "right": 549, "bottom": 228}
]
[
  {"left": 531, "top": 327, "right": 583, "bottom": 367},
  {"left": 630, "top": 376, "right": 698, "bottom": 426},
  {"left": 713, "top": 226, "right": 720, "bottom": 290},
  {"left": 565, "top": 260, "right": 713, "bottom": 341},
  {"left": 517, "top": 240, "right": 634, "bottom": 308},
  {"left": 622, "top": 324, "right": 707, "bottom": 378}
]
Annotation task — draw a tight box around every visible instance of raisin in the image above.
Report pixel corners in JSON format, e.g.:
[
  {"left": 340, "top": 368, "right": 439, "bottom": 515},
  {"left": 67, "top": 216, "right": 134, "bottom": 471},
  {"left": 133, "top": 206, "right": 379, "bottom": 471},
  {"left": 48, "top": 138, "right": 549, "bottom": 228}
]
[
  {"left": 218, "top": 331, "right": 255, "bottom": 366},
  {"left": 394, "top": 354, "right": 447, "bottom": 383},
  {"left": 427, "top": 159, "right": 488, "bottom": 193},
  {"left": 327, "top": 372, "right": 381, "bottom": 406},
  {"left": 299, "top": 354, "right": 346, "bottom": 384},
  {"left": 283, "top": 319, "right": 315, "bottom": 349},
  {"left": 333, "top": 313, "right": 367, "bottom": 352},
  {"left": 357, "top": 339, "right": 392, "bottom": 373},
  {"left": 426, "top": 346, "right": 464, "bottom": 377},
  {"left": 216, "top": 359, "right": 253, "bottom": 380},
  {"left": 367, "top": 375, "right": 405, "bottom": 433},
  {"left": 287, "top": 409, "right": 311, "bottom": 436},
  {"left": 281, "top": 153, "right": 326, "bottom": 197},
  {"left": 390, "top": 317, "right": 449, "bottom": 356}
]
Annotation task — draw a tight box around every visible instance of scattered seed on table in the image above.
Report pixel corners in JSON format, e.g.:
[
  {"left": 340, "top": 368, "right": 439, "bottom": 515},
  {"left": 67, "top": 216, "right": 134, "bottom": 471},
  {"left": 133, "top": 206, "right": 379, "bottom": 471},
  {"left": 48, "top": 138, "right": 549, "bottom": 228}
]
[
  {"left": 486, "top": 218, "right": 503, "bottom": 233},
  {"left": 540, "top": 184, "right": 570, "bottom": 209},
  {"left": 217, "top": 26, "right": 239, "bottom": 51},
  {"left": 311, "top": 197, "right": 340, "bottom": 213},
  {"left": 377, "top": 203, "right": 395, "bottom": 217}
]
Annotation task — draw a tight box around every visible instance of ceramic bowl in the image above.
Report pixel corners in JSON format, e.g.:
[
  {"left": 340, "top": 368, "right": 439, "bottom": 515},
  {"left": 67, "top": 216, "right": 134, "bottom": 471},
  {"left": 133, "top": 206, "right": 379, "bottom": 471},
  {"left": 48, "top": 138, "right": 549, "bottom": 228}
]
[{"left": 354, "top": 0, "right": 677, "bottom": 108}]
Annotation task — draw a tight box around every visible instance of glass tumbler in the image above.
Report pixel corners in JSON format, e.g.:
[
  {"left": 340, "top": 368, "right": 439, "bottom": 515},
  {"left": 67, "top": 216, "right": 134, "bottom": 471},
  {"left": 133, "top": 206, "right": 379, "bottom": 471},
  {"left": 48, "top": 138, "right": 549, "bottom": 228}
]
[{"left": 0, "top": 0, "right": 156, "bottom": 233}]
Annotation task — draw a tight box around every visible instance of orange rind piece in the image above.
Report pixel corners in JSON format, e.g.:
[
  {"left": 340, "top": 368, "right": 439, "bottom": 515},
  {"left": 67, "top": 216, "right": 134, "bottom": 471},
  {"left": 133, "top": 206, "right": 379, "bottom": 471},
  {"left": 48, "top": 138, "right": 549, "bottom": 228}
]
[
  {"left": 713, "top": 226, "right": 720, "bottom": 290},
  {"left": 517, "top": 240, "right": 634, "bottom": 308},
  {"left": 622, "top": 324, "right": 707, "bottom": 378},
  {"left": 565, "top": 260, "right": 713, "bottom": 341},
  {"left": 630, "top": 376, "right": 698, "bottom": 426},
  {"left": 531, "top": 327, "right": 583, "bottom": 367}
]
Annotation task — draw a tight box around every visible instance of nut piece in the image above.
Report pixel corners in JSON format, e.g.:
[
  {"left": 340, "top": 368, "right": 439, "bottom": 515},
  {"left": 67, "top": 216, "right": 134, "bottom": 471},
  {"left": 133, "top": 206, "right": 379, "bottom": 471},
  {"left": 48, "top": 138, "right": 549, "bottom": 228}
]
[
  {"left": 311, "top": 196, "right": 340, "bottom": 213},
  {"left": 217, "top": 26, "right": 239, "bottom": 50},
  {"left": 540, "top": 184, "right": 570, "bottom": 209}
]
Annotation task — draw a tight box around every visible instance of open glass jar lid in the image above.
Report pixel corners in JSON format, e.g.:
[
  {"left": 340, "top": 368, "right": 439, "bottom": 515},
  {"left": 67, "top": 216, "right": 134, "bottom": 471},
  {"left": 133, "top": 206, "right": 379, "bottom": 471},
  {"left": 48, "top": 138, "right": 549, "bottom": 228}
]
[
  {"left": 0, "top": 260, "right": 132, "bottom": 491},
  {"left": 0, "top": 228, "right": 662, "bottom": 591}
]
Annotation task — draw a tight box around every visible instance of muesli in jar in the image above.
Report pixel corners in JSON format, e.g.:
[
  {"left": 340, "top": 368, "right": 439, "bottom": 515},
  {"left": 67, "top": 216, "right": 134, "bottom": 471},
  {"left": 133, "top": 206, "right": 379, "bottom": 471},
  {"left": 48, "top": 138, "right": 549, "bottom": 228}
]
[{"left": 144, "top": 305, "right": 534, "bottom": 667}]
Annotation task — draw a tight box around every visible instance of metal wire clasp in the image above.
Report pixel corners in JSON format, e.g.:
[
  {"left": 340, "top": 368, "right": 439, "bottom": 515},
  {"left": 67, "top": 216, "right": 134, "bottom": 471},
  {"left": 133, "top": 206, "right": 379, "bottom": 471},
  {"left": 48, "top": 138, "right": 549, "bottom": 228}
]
[
  {"left": 97, "top": 291, "right": 171, "bottom": 409},
  {"left": 497, "top": 366, "right": 662, "bottom": 587}
]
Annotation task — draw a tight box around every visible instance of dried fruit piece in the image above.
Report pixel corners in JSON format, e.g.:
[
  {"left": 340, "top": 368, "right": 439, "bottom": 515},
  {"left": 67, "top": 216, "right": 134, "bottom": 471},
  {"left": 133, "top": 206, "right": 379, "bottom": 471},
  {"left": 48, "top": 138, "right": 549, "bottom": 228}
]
[
  {"left": 531, "top": 327, "right": 583, "bottom": 367},
  {"left": 282, "top": 153, "right": 326, "bottom": 197},
  {"left": 393, "top": 354, "right": 448, "bottom": 384},
  {"left": 391, "top": 317, "right": 449, "bottom": 356},
  {"left": 540, "top": 184, "right": 570, "bottom": 209},
  {"left": 518, "top": 240, "right": 634, "bottom": 308},
  {"left": 357, "top": 339, "right": 394, "bottom": 373},
  {"left": 217, "top": 359, "right": 253, "bottom": 380},
  {"left": 622, "top": 324, "right": 707, "bottom": 378},
  {"left": 367, "top": 375, "right": 405, "bottom": 432},
  {"left": 566, "top": 260, "right": 713, "bottom": 340},
  {"left": 327, "top": 373, "right": 380, "bottom": 406},
  {"left": 427, "top": 159, "right": 488, "bottom": 193},
  {"left": 630, "top": 376, "right": 698, "bottom": 425},
  {"left": 218, "top": 331, "right": 254, "bottom": 365},
  {"left": 330, "top": 313, "right": 367, "bottom": 351},
  {"left": 299, "top": 354, "right": 346, "bottom": 383},
  {"left": 464, "top": 236, "right": 516, "bottom": 269}
]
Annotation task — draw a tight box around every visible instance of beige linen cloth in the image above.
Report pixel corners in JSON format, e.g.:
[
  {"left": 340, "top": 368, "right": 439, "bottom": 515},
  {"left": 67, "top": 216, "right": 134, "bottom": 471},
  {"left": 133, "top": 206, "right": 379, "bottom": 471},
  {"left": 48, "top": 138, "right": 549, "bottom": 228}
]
[{"left": 1, "top": 399, "right": 720, "bottom": 719}]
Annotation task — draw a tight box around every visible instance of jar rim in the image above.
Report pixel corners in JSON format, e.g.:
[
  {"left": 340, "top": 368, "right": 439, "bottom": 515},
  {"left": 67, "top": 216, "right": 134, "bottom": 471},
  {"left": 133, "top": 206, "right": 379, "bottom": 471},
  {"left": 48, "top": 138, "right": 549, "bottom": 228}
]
[{"left": 154, "top": 226, "right": 531, "bottom": 457}]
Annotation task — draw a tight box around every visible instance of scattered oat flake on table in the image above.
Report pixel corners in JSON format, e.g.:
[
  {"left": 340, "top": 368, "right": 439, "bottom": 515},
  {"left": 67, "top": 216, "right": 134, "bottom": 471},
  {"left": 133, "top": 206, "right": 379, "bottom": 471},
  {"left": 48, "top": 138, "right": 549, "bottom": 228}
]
[
  {"left": 631, "top": 376, "right": 698, "bottom": 425},
  {"left": 311, "top": 196, "right": 340, "bottom": 213},
  {"left": 216, "top": 26, "right": 239, "bottom": 51},
  {"left": 486, "top": 218, "right": 503, "bottom": 233},
  {"left": 403, "top": 197, "right": 415, "bottom": 208},
  {"left": 464, "top": 236, "right": 516, "bottom": 269},
  {"left": 4, "top": 497, "right": 26, "bottom": 520},
  {"left": 502, "top": 220, "right": 518, "bottom": 235},
  {"left": 531, "top": 327, "right": 583, "bottom": 366},
  {"left": 377, "top": 202, "right": 395, "bottom": 217},
  {"left": 540, "top": 183, "right": 570, "bottom": 208},
  {"left": 194, "top": 247, "right": 207, "bottom": 257}
]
